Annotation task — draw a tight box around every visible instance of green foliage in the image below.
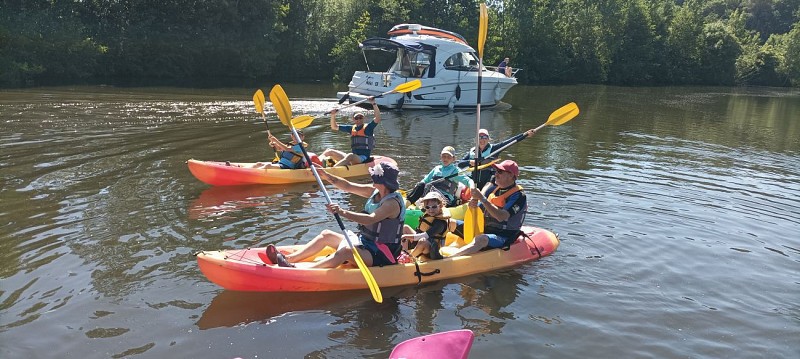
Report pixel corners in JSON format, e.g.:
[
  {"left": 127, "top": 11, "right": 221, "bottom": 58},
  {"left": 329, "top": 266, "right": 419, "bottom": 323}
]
[{"left": 1, "top": 0, "right": 799, "bottom": 87}]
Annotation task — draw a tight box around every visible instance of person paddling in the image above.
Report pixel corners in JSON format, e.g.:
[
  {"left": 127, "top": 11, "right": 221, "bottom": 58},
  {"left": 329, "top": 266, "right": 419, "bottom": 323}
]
[
  {"left": 265, "top": 162, "right": 405, "bottom": 268},
  {"left": 251, "top": 130, "right": 308, "bottom": 169},
  {"left": 321, "top": 97, "right": 381, "bottom": 167},
  {"left": 406, "top": 145, "right": 474, "bottom": 207},
  {"left": 458, "top": 128, "right": 537, "bottom": 189},
  {"left": 450, "top": 160, "right": 527, "bottom": 257}
]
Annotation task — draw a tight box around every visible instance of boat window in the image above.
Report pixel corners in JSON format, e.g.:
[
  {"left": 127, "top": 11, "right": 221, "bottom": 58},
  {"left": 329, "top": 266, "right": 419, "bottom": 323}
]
[
  {"left": 443, "top": 52, "right": 481, "bottom": 72},
  {"left": 394, "top": 50, "right": 432, "bottom": 78}
]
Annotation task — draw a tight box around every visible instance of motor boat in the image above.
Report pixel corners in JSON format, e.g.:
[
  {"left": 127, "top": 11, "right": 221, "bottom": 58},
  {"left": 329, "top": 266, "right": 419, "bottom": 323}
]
[{"left": 336, "top": 24, "right": 519, "bottom": 110}]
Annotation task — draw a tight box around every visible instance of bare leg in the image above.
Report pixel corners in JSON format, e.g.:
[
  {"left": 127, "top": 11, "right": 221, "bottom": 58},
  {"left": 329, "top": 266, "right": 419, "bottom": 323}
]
[
  {"left": 335, "top": 153, "right": 363, "bottom": 167},
  {"left": 448, "top": 234, "right": 489, "bottom": 257},
  {"left": 310, "top": 244, "right": 374, "bottom": 268},
  {"left": 321, "top": 149, "right": 346, "bottom": 163},
  {"left": 285, "top": 229, "right": 342, "bottom": 262},
  {"left": 252, "top": 162, "right": 282, "bottom": 169},
  {"left": 410, "top": 240, "right": 430, "bottom": 258}
]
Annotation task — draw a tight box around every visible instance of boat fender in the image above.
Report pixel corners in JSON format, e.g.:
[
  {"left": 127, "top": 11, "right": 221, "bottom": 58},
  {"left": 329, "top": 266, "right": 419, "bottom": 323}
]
[
  {"left": 455, "top": 85, "right": 461, "bottom": 100},
  {"left": 448, "top": 96, "right": 456, "bottom": 110},
  {"left": 494, "top": 86, "right": 502, "bottom": 102}
]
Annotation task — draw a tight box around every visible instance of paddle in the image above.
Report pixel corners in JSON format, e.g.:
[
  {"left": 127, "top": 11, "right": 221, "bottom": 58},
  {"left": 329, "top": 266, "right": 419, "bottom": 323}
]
[
  {"left": 455, "top": 102, "right": 582, "bottom": 168},
  {"left": 466, "top": 3, "right": 489, "bottom": 244},
  {"left": 269, "top": 85, "right": 292, "bottom": 127},
  {"left": 271, "top": 85, "right": 383, "bottom": 303},
  {"left": 532, "top": 102, "right": 580, "bottom": 131},
  {"left": 332, "top": 79, "right": 421, "bottom": 112},
  {"left": 253, "top": 90, "right": 279, "bottom": 162}
]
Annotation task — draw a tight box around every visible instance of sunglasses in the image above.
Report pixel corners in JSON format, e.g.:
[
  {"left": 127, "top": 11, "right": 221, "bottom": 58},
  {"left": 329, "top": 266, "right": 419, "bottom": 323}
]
[
  {"left": 424, "top": 205, "right": 440, "bottom": 210},
  {"left": 479, "top": 135, "right": 489, "bottom": 139}
]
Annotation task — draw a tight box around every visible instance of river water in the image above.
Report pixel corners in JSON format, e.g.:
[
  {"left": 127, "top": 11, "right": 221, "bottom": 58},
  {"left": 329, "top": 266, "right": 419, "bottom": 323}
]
[{"left": 1, "top": 84, "right": 798, "bottom": 358}]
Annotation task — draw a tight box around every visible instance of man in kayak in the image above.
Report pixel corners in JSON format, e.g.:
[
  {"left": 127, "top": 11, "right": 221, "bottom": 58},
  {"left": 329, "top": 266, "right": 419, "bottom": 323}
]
[
  {"left": 448, "top": 160, "right": 527, "bottom": 257},
  {"left": 321, "top": 97, "right": 380, "bottom": 167},
  {"left": 252, "top": 130, "right": 308, "bottom": 169},
  {"left": 458, "top": 128, "right": 537, "bottom": 189},
  {"left": 406, "top": 145, "right": 474, "bottom": 207},
  {"left": 266, "top": 162, "right": 405, "bottom": 268}
]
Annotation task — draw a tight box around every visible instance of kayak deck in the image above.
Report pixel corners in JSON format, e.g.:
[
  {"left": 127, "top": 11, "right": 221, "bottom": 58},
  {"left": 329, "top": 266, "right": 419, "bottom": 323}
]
[{"left": 196, "top": 226, "right": 558, "bottom": 292}]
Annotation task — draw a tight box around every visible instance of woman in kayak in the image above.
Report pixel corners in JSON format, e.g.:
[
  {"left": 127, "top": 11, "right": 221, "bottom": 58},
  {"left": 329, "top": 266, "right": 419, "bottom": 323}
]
[
  {"left": 405, "top": 145, "right": 474, "bottom": 207},
  {"left": 401, "top": 191, "right": 457, "bottom": 261},
  {"left": 458, "top": 128, "right": 537, "bottom": 189},
  {"left": 252, "top": 130, "right": 308, "bottom": 169},
  {"left": 266, "top": 162, "right": 405, "bottom": 268},
  {"left": 321, "top": 97, "right": 380, "bottom": 167}
]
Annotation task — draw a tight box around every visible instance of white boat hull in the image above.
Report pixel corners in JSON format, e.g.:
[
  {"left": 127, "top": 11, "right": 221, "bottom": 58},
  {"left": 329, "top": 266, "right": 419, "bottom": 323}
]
[{"left": 338, "top": 70, "right": 515, "bottom": 110}]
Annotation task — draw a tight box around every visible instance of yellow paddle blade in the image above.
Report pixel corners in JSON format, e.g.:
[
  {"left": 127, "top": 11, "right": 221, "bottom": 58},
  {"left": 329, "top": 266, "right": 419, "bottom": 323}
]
[
  {"left": 290, "top": 115, "right": 314, "bottom": 129},
  {"left": 394, "top": 79, "right": 422, "bottom": 93},
  {"left": 478, "top": 3, "right": 488, "bottom": 59},
  {"left": 463, "top": 206, "right": 484, "bottom": 244},
  {"left": 546, "top": 102, "right": 580, "bottom": 126},
  {"left": 268, "top": 85, "right": 292, "bottom": 127},
  {"left": 253, "top": 90, "right": 265, "bottom": 114},
  {"left": 350, "top": 243, "right": 383, "bottom": 303}
]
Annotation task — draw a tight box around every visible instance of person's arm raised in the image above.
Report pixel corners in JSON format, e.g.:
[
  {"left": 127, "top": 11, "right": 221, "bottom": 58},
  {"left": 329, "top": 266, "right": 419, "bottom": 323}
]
[{"left": 330, "top": 109, "right": 340, "bottom": 130}]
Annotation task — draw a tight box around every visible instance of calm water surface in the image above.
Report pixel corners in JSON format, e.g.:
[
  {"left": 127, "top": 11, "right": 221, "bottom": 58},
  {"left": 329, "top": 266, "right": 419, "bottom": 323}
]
[{"left": 1, "top": 84, "right": 799, "bottom": 358}]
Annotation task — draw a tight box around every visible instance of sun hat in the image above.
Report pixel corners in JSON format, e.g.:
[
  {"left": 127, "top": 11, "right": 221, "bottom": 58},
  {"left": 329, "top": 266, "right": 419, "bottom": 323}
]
[
  {"left": 478, "top": 129, "right": 490, "bottom": 137},
  {"left": 416, "top": 191, "right": 446, "bottom": 208},
  {"left": 369, "top": 162, "right": 400, "bottom": 191},
  {"left": 492, "top": 159, "right": 519, "bottom": 177},
  {"left": 440, "top": 146, "right": 455, "bottom": 157}
]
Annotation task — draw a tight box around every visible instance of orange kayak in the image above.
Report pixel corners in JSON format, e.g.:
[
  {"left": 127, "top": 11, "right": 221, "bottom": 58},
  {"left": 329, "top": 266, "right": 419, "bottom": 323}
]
[
  {"left": 196, "top": 226, "right": 559, "bottom": 292},
  {"left": 187, "top": 156, "right": 396, "bottom": 186}
]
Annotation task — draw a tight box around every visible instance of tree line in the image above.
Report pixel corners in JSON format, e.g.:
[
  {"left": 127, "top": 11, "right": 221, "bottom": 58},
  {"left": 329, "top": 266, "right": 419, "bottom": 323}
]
[{"left": 2, "top": 0, "right": 799, "bottom": 88}]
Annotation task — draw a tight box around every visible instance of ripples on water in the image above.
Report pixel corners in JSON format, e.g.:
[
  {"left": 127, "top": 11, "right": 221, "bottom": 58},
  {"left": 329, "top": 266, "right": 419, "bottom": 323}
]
[{"left": 1, "top": 86, "right": 798, "bottom": 358}]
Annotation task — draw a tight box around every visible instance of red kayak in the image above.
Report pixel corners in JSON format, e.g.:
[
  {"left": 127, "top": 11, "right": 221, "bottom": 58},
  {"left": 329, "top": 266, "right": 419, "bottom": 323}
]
[
  {"left": 390, "top": 329, "right": 475, "bottom": 359},
  {"left": 187, "top": 155, "right": 397, "bottom": 186}
]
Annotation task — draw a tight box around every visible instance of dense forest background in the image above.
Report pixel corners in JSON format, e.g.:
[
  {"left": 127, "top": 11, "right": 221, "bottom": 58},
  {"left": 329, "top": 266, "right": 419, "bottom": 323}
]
[{"left": 2, "top": 0, "right": 799, "bottom": 88}]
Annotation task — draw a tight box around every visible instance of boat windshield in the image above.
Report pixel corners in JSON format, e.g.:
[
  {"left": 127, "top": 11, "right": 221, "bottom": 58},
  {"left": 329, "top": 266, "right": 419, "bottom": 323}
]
[
  {"left": 443, "top": 52, "right": 482, "bottom": 72},
  {"left": 393, "top": 50, "right": 432, "bottom": 78}
]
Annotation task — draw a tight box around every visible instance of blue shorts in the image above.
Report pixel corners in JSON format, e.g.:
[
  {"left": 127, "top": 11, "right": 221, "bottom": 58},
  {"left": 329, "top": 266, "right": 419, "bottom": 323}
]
[
  {"left": 356, "top": 154, "right": 369, "bottom": 163},
  {"left": 454, "top": 220, "right": 510, "bottom": 249}
]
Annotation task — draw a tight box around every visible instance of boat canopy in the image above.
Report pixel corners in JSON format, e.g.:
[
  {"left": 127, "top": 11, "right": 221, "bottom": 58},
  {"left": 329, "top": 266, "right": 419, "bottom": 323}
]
[
  {"left": 360, "top": 38, "right": 436, "bottom": 53},
  {"left": 360, "top": 38, "right": 438, "bottom": 78}
]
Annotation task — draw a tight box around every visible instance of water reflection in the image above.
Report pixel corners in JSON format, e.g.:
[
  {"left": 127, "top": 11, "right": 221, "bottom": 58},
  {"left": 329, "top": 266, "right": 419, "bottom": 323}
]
[{"left": 188, "top": 182, "right": 321, "bottom": 220}]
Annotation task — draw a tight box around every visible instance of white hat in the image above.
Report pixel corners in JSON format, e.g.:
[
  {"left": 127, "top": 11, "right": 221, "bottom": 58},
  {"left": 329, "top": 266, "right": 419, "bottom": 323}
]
[
  {"left": 440, "top": 146, "right": 455, "bottom": 157},
  {"left": 416, "top": 191, "right": 446, "bottom": 208}
]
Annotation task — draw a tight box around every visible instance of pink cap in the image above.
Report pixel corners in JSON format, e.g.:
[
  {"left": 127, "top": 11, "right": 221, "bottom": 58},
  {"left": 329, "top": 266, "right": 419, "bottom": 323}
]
[
  {"left": 478, "top": 129, "right": 489, "bottom": 137},
  {"left": 492, "top": 160, "right": 519, "bottom": 177}
]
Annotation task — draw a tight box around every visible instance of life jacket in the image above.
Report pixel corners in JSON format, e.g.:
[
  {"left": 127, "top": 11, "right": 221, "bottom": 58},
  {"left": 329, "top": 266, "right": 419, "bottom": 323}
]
[
  {"left": 278, "top": 142, "right": 307, "bottom": 169},
  {"left": 358, "top": 191, "right": 406, "bottom": 244},
  {"left": 468, "top": 144, "right": 495, "bottom": 164},
  {"left": 351, "top": 125, "right": 375, "bottom": 153},
  {"left": 482, "top": 184, "right": 526, "bottom": 231},
  {"left": 417, "top": 214, "right": 457, "bottom": 246}
]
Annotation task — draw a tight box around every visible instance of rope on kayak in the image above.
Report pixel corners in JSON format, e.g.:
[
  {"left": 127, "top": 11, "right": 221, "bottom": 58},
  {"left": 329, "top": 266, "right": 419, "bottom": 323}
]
[
  {"left": 519, "top": 232, "right": 543, "bottom": 258},
  {"left": 402, "top": 249, "right": 441, "bottom": 284}
]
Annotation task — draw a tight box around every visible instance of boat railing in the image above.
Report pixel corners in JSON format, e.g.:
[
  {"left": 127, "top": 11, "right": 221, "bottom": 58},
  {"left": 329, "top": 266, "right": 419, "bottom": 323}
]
[{"left": 486, "top": 66, "right": 522, "bottom": 78}]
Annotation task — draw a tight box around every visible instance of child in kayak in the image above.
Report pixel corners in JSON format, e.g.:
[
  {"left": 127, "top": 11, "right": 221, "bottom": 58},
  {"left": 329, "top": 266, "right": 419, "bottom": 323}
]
[
  {"left": 406, "top": 145, "right": 474, "bottom": 207},
  {"left": 252, "top": 130, "right": 308, "bottom": 169},
  {"left": 401, "top": 191, "right": 457, "bottom": 261},
  {"left": 321, "top": 97, "right": 380, "bottom": 167}
]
